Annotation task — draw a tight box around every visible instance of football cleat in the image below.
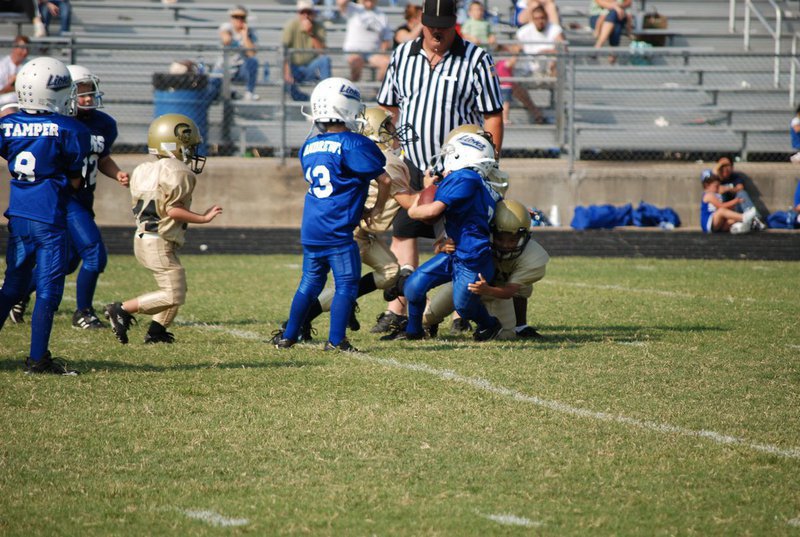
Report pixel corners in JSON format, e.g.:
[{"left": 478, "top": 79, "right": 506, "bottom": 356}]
[
  {"left": 515, "top": 325, "right": 544, "bottom": 339},
  {"left": 450, "top": 317, "right": 472, "bottom": 334},
  {"left": 144, "top": 321, "right": 175, "bottom": 344},
  {"left": 370, "top": 311, "right": 407, "bottom": 334},
  {"left": 473, "top": 321, "right": 502, "bottom": 342},
  {"left": 270, "top": 329, "right": 296, "bottom": 349},
  {"left": 348, "top": 302, "right": 361, "bottom": 331},
  {"left": 750, "top": 215, "right": 767, "bottom": 232},
  {"left": 280, "top": 320, "right": 315, "bottom": 342},
  {"left": 426, "top": 323, "right": 439, "bottom": 338},
  {"left": 104, "top": 302, "right": 137, "bottom": 344},
  {"left": 72, "top": 308, "right": 105, "bottom": 330},
  {"left": 323, "top": 339, "right": 359, "bottom": 352},
  {"left": 24, "top": 352, "right": 79, "bottom": 376},
  {"left": 381, "top": 329, "right": 424, "bottom": 341},
  {"left": 9, "top": 297, "right": 29, "bottom": 324}
]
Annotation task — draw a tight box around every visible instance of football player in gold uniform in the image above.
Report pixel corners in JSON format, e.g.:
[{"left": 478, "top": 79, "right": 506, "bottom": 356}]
[
  {"left": 104, "top": 114, "right": 222, "bottom": 344},
  {"left": 423, "top": 199, "right": 549, "bottom": 340}
]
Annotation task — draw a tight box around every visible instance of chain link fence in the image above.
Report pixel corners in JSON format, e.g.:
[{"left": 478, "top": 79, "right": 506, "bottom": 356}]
[{"left": 2, "top": 39, "right": 797, "bottom": 164}]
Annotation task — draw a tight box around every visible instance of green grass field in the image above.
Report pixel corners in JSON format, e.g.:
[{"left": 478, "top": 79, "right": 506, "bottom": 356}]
[{"left": 1, "top": 255, "right": 798, "bottom": 536}]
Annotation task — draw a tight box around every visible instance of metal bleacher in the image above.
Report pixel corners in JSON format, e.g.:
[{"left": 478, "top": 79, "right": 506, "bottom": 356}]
[{"left": 1, "top": 0, "right": 797, "bottom": 160}]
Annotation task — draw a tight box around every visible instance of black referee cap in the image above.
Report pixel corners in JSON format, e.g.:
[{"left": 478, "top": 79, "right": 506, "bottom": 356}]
[{"left": 422, "top": 0, "right": 457, "bottom": 28}]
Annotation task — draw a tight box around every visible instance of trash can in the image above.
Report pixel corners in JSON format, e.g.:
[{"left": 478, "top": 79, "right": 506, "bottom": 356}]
[{"left": 152, "top": 73, "right": 216, "bottom": 155}]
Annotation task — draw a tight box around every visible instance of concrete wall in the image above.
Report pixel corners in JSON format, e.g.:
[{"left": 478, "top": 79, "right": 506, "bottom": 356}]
[{"left": 2, "top": 156, "right": 798, "bottom": 228}]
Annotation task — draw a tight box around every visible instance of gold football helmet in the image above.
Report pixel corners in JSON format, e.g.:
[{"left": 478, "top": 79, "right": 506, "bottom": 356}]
[
  {"left": 358, "top": 107, "right": 418, "bottom": 151},
  {"left": 491, "top": 200, "right": 532, "bottom": 260},
  {"left": 147, "top": 113, "right": 206, "bottom": 173}
]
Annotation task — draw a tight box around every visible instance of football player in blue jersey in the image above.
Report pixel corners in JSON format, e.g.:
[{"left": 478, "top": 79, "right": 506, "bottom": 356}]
[
  {"left": 9, "top": 65, "right": 130, "bottom": 329},
  {"left": 396, "top": 131, "right": 503, "bottom": 341},
  {"left": 272, "top": 77, "right": 392, "bottom": 352},
  {"left": 0, "top": 56, "right": 91, "bottom": 375}
]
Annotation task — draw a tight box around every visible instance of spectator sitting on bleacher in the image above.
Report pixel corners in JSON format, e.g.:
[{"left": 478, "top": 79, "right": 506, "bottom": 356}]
[
  {"left": 38, "top": 0, "right": 70, "bottom": 36},
  {"left": 590, "top": 0, "right": 631, "bottom": 62},
  {"left": 218, "top": 5, "right": 264, "bottom": 101},
  {"left": 495, "top": 44, "right": 545, "bottom": 124},
  {"left": 515, "top": 0, "right": 560, "bottom": 27},
  {"left": 0, "top": 35, "right": 29, "bottom": 115},
  {"left": 283, "top": 0, "right": 332, "bottom": 102},
  {"left": 516, "top": 5, "right": 564, "bottom": 76},
  {"left": 460, "top": 1, "right": 496, "bottom": 50},
  {"left": 706, "top": 157, "right": 760, "bottom": 218},
  {"left": 700, "top": 173, "right": 762, "bottom": 234},
  {"left": 337, "top": 0, "right": 392, "bottom": 83},
  {"left": 394, "top": 4, "right": 422, "bottom": 48}
]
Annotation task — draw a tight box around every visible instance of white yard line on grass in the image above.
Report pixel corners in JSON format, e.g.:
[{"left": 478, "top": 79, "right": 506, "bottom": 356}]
[
  {"left": 352, "top": 354, "right": 800, "bottom": 460},
  {"left": 169, "top": 320, "right": 800, "bottom": 460},
  {"left": 788, "top": 517, "right": 800, "bottom": 527},
  {"left": 180, "top": 509, "right": 249, "bottom": 527},
  {"left": 479, "top": 512, "right": 543, "bottom": 527}
]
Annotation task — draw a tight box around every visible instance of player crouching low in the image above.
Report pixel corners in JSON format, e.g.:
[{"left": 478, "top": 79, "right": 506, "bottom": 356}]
[
  {"left": 396, "top": 131, "right": 504, "bottom": 341},
  {"left": 271, "top": 78, "right": 392, "bottom": 352},
  {"left": 104, "top": 114, "right": 222, "bottom": 345},
  {"left": 423, "top": 199, "right": 550, "bottom": 339}
]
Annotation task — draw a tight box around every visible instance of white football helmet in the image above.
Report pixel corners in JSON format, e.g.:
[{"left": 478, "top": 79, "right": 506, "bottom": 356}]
[
  {"left": 67, "top": 64, "right": 103, "bottom": 110},
  {"left": 308, "top": 77, "right": 365, "bottom": 131},
  {"left": 16, "top": 57, "right": 75, "bottom": 115},
  {"left": 441, "top": 132, "right": 497, "bottom": 177}
]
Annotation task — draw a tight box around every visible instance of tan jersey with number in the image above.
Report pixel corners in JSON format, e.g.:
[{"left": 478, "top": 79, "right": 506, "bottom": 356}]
[
  {"left": 360, "top": 149, "right": 412, "bottom": 234},
  {"left": 130, "top": 158, "right": 196, "bottom": 247},
  {"left": 494, "top": 237, "right": 550, "bottom": 298}
]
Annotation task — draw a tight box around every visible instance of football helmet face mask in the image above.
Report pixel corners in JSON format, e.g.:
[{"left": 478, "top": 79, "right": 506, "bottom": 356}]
[
  {"left": 358, "top": 107, "right": 418, "bottom": 152},
  {"left": 67, "top": 64, "right": 104, "bottom": 110},
  {"left": 15, "top": 56, "right": 76, "bottom": 115},
  {"left": 491, "top": 200, "right": 532, "bottom": 260},
  {"left": 147, "top": 113, "right": 206, "bottom": 174},
  {"left": 440, "top": 132, "right": 497, "bottom": 177},
  {"left": 308, "top": 77, "right": 365, "bottom": 131}
]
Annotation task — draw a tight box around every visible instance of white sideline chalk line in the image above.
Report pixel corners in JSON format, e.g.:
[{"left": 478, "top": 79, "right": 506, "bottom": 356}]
[
  {"left": 168, "top": 320, "right": 800, "bottom": 460},
  {"left": 480, "top": 512, "right": 543, "bottom": 527},
  {"left": 175, "top": 318, "right": 263, "bottom": 340},
  {"left": 352, "top": 354, "right": 800, "bottom": 460},
  {"left": 788, "top": 517, "right": 800, "bottom": 527},
  {"left": 181, "top": 509, "right": 249, "bottom": 527}
]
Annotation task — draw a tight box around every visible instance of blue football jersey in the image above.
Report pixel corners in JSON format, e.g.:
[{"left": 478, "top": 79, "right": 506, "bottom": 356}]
[
  {"left": 299, "top": 131, "right": 386, "bottom": 246},
  {"left": 74, "top": 110, "right": 119, "bottom": 209},
  {"left": 435, "top": 169, "right": 500, "bottom": 266},
  {"left": 0, "top": 111, "right": 91, "bottom": 226}
]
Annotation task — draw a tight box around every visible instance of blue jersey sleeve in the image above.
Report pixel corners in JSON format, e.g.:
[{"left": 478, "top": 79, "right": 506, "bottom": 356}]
[
  {"left": 436, "top": 169, "right": 479, "bottom": 207},
  {"left": 342, "top": 134, "right": 386, "bottom": 180}
]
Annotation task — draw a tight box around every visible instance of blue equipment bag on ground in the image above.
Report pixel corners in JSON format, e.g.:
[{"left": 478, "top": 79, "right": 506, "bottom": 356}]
[
  {"left": 632, "top": 201, "right": 682, "bottom": 228},
  {"left": 571, "top": 204, "right": 633, "bottom": 229}
]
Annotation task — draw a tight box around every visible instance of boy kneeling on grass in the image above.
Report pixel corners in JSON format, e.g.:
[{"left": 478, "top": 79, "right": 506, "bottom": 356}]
[{"left": 104, "top": 114, "right": 222, "bottom": 345}]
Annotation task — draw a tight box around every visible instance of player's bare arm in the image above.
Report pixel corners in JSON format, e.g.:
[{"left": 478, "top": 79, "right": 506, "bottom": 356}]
[
  {"left": 167, "top": 204, "right": 223, "bottom": 224},
  {"left": 98, "top": 155, "right": 129, "bottom": 187},
  {"left": 363, "top": 172, "right": 392, "bottom": 226}
]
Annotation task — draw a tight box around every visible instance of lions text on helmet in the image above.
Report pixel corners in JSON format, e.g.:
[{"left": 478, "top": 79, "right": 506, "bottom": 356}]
[
  {"left": 491, "top": 200, "right": 532, "bottom": 260},
  {"left": 147, "top": 114, "right": 206, "bottom": 174},
  {"left": 305, "top": 77, "right": 365, "bottom": 132},
  {"left": 67, "top": 65, "right": 104, "bottom": 111},
  {"left": 15, "top": 56, "right": 77, "bottom": 116},
  {"left": 441, "top": 132, "right": 497, "bottom": 178}
]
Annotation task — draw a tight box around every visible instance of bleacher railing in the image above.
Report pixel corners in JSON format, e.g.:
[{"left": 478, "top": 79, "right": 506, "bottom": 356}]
[{"left": 2, "top": 39, "right": 797, "bottom": 165}]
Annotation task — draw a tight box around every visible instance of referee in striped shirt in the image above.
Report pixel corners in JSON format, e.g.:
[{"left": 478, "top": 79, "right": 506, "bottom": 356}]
[{"left": 373, "top": 0, "right": 504, "bottom": 333}]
